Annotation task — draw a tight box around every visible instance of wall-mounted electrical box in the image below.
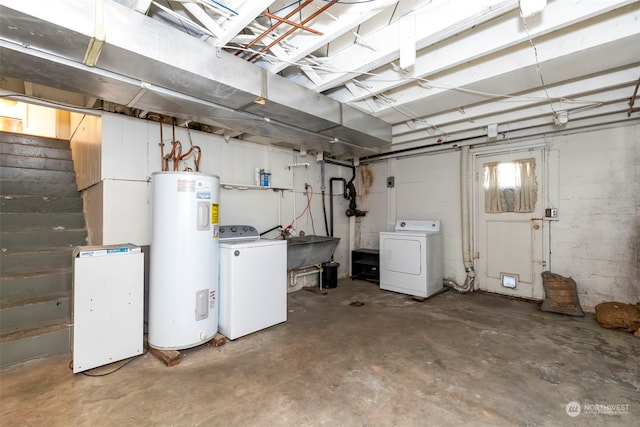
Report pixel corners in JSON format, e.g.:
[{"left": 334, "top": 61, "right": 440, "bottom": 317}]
[{"left": 387, "top": 176, "right": 395, "bottom": 188}]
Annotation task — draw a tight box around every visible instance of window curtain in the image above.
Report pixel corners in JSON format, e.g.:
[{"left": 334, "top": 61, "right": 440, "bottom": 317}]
[
  {"left": 484, "top": 162, "right": 506, "bottom": 213},
  {"left": 483, "top": 158, "right": 537, "bottom": 213},
  {"left": 513, "top": 158, "right": 537, "bottom": 213}
]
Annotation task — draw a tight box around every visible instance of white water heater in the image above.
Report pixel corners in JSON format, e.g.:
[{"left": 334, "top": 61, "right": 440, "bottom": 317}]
[{"left": 149, "top": 171, "right": 220, "bottom": 350}]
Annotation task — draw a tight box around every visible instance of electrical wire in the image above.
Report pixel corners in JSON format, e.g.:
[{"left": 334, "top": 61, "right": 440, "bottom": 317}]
[
  {"left": 519, "top": 9, "right": 557, "bottom": 115},
  {"left": 68, "top": 350, "right": 147, "bottom": 377},
  {"left": 207, "top": 0, "right": 238, "bottom": 16},
  {"left": 306, "top": 187, "right": 316, "bottom": 234},
  {"left": 226, "top": 45, "right": 603, "bottom": 110}
]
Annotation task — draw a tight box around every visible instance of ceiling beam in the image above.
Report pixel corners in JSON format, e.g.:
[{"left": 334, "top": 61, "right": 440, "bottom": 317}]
[
  {"left": 215, "top": 0, "right": 276, "bottom": 47},
  {"left": 303, "top": 0, "right": 519, "bottom": 92},
  {"left": 327, "top": 0, "right": 637, "bottom": 105},
  {"left": 352, "top": 6, "right": 640, "bottom": 123},
  {"left": 261, "top": 0, "right": 399, "bottom": 74},
  {"left": 392, "top": 65, "right": 640, "bottom": 136},
  {"left": 182, "top": 2, "right": 225, "bottom": 39},
  {"left": 391, "top": 101, "right": 634, "bottom": 147},
  {"left": 394, "top": 86, "right": 635, "bottom": 142}
]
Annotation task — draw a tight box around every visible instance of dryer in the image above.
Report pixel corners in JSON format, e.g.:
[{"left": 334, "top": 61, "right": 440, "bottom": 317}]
[{"left": 379, "top": 220, "right": 444, "bottom": 298}]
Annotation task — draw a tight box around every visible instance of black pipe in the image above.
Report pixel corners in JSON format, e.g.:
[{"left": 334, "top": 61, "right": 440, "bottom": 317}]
[
  {"left": 324, "top": 158, "right": 354, "bottom": 168},
  {"left": 358, "top": 135, "right": 479, "bottom": 163},
  {"left": 259, "top": 225, "right": 282, "bottom": 237},
  {"left": 322, "top": 190, "right": 329, "bottom": 237},
  {"left": 329, "top": 177, "right": 346, "bottom": 237}
]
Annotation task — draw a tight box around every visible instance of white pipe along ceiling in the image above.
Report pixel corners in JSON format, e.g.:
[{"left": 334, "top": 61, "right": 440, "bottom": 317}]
[{"left": 0, "top": 0, "right": 638, "bottom": 159}]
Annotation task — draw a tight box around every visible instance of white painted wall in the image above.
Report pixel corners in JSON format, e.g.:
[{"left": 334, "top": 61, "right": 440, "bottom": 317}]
[
  {"left": 69, "top": 113, "right": 103, "bottom": 244},
  {"left": 356, "top": 123, "right": 639, "bottom": 311},
  {"left": 358, "top": 151, "right": 466, "bottom": 285},
  {"left": 69, "top": 113, "right": 102, "bottom": 190},
  {"left": 73, "top": 112, "right": 353, "bottom": 288},
  {"left": 547, "top": 124, "right": 639, "bottom": 310}
]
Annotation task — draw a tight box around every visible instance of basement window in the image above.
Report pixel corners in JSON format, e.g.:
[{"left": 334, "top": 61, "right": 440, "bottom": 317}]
[{"left": 483, "top": 158, "right": 537, "bottom": 213}]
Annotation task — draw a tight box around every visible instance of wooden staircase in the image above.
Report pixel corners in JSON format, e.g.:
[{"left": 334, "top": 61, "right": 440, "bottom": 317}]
[{"left": 0, "top": 131, "right": 87, "bottom": 368}]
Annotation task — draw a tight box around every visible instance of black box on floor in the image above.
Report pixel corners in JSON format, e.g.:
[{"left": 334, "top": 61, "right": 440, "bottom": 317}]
[
  {"left": 351, "top": 249, "right": 379, "bottom": 283},
  {"left": 322, "top": 261, "right": 339, "bottom": 288}
]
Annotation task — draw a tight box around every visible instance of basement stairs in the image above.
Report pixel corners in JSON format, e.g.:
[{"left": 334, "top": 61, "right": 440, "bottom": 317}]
[{"left": 1, "top": 131, "right": 87, "bottom": 368}]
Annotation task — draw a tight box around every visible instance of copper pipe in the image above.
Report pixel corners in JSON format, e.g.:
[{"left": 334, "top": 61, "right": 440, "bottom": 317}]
[
  {"left": 162, "top": 140, "right": 182, "bottom": 172},
  {"left": 248, "top": 0, "right": 338, "bottom": 62},
  {"left": 159, "top": 120, "right": 166, "bottom": 171},
  {"left": 237, "top": 0, "right": 313, "bottom": 55},
  {"left": 194, "top": 146, "right": 201, "bottom": 172},
  {"left": 177, "top": 145, "right": 202, "bottom": 172},
  {"left": 262, "top": 11, "right": 322, "bottom": 35},
  {"left": 172, "top": 141, "right": 182, "bottom": 171}
]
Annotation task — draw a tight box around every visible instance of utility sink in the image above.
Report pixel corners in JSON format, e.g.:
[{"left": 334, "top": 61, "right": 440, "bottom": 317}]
[{"left": 286, "top": 236, "right": 340, "bottom": 270}]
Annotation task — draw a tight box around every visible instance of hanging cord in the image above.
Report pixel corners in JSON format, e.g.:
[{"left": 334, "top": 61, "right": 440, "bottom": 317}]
[
  {"left": 68, "top": 350, "right": 147, "bottom": 377},
  {"left": 284, "top": 184, "right": 314, "bottom": 233},
  {"left": 306, "top": 186, "right": 316, "bottom": 234}
]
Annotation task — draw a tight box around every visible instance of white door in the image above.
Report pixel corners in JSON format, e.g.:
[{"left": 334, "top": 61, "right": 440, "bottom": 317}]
[{"left": 475, "top": 149, "right": 547, "bottom": 300}]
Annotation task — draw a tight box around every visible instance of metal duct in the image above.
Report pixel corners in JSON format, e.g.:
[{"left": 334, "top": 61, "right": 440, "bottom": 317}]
[{"left": 0, "top": 0, "right": 391, "bottom": 158}]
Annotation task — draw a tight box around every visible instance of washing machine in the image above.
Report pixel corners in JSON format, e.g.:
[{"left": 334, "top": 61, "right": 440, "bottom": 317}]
[
  {"left": 218, "top": 225, "right": 287, "bottom": 340},
  {"left": 379, "top": 220, "right": 444, "bottom": 298}
]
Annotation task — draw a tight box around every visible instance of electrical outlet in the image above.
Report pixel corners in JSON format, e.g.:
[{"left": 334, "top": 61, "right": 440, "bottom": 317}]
[{"left": 387, "top": 176, "right": 395, "bottom": 188}]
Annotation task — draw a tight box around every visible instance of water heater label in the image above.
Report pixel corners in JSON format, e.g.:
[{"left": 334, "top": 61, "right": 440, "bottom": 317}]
[
  {"left": 212, "top": 224, "right": 219, "bottom": 239},
  {"left": 197, "top": 180, "right": 212, "bottom": 191},
  {"left": 196, "top": 191, "right": 211, "bottom": 199},
  {"left": 211, "top": 203, "right": 219, "bottom": 224},
  {"left": 177, "top": 179, "right": 195, "bottom": 192}
]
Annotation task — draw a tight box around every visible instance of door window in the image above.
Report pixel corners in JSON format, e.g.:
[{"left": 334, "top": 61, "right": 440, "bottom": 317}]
[{"left": 483, "top": 158, "right": 538, "bottom": 213}]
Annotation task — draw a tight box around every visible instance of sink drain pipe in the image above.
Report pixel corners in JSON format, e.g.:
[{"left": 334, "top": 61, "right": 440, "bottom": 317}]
[{"left": 448, "top": 145, "right": 475, "bottom": 293}]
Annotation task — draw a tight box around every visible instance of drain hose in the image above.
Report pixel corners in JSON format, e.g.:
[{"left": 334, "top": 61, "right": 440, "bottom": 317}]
[{"left": 448, "top": 145, "right": 475, "bottom": 293}]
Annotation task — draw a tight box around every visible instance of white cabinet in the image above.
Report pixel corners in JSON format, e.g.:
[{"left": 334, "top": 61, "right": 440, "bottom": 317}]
[{"left": 72, "top": 245, "right": 144, "bottom": 373}]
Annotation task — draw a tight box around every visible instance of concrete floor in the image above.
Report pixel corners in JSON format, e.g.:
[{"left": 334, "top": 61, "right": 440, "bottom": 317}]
[{"left": 1, "top": 279, "right": 638, "bottom": 426}]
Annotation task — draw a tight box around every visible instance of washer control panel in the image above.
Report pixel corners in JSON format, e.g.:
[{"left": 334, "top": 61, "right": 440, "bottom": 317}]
[
  {"left": 394, "top": 220, "right": 441, "bottom": 232},
  {"left": 219, "top": 225, "right": 259, "bottom": 241}
]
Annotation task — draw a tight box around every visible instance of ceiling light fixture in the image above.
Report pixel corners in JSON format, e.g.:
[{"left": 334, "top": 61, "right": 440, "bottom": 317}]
[
  {"left": 329, "top": 137, "right": 339, "bottom": 144},
  {"left": 554, "top": 110, "right": 569, "bottom": 125}
]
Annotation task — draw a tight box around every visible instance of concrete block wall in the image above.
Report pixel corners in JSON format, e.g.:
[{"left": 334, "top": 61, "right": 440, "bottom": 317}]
[
  {"left": 548, "top": 124, "right": 639, "bottom": 310},
  {"left": 356, "top": 123, "right": 639, "bottom": 310}
]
